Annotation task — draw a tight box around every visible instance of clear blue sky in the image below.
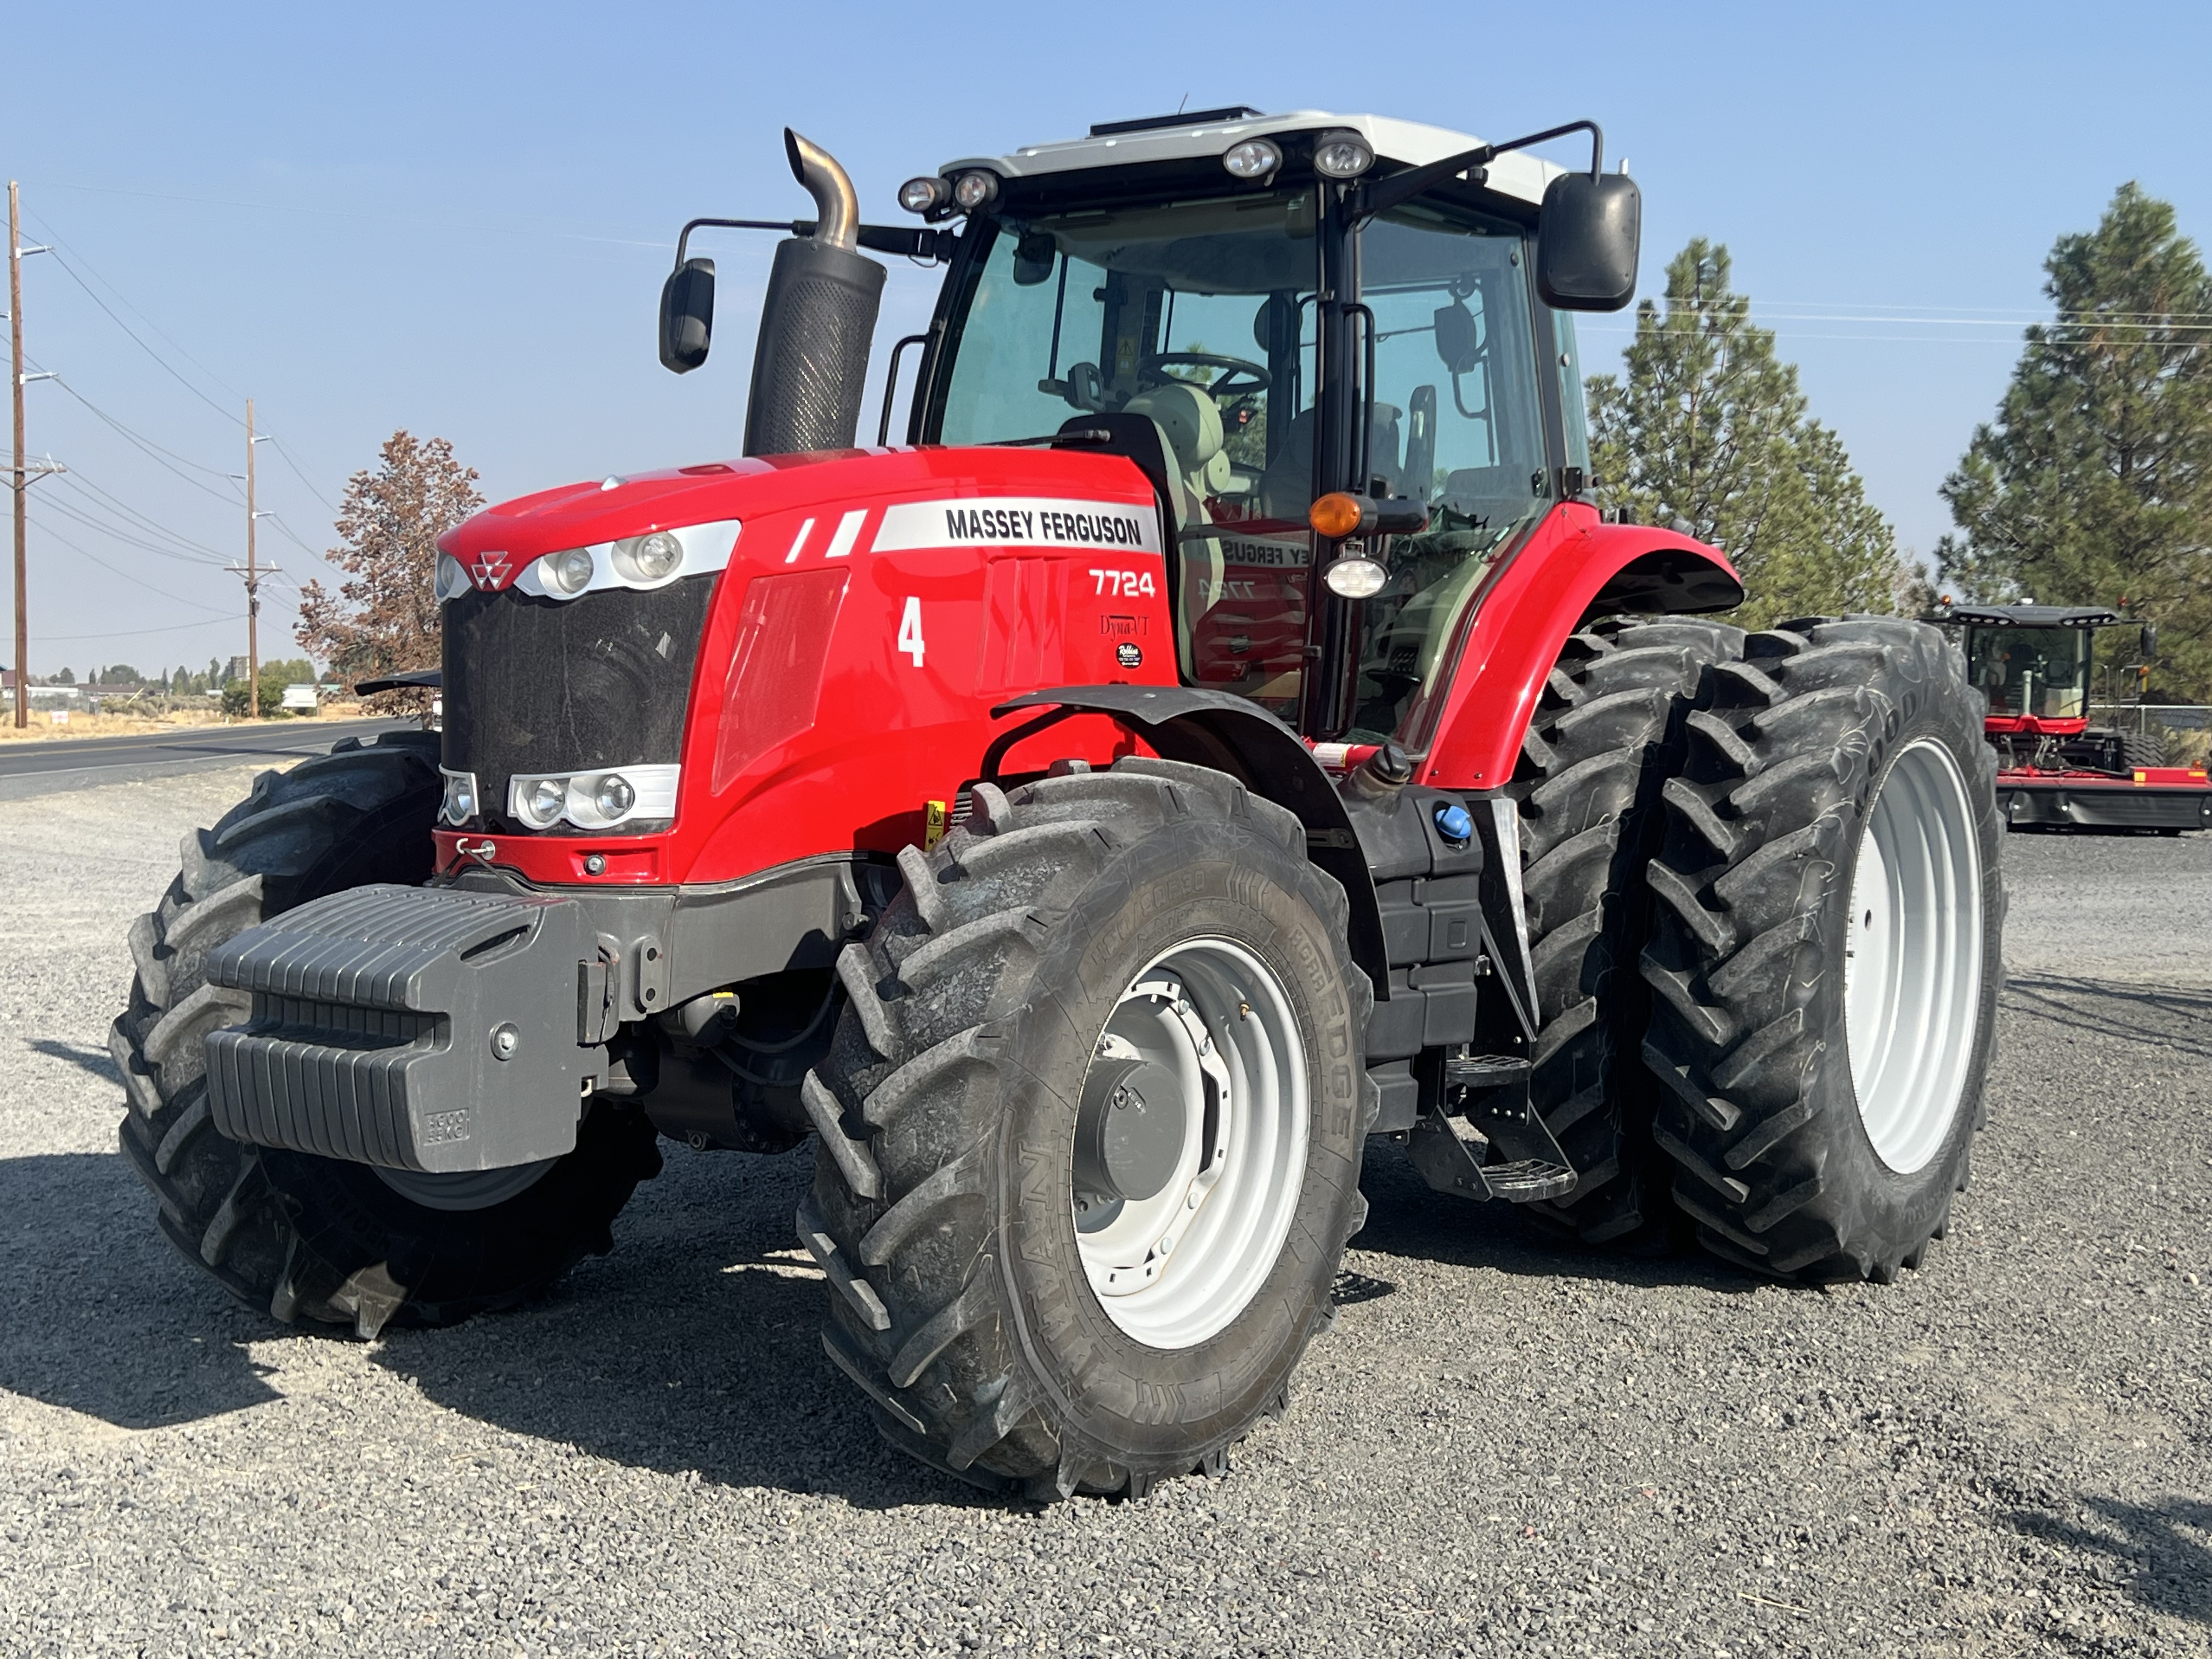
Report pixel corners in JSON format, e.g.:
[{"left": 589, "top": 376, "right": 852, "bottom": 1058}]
[{"left": 4, "top": 1, "right": 2208, "bottom": 678}]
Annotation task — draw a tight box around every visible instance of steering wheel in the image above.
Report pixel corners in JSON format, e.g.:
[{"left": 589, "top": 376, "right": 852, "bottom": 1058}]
[{"left": 1137, "top": 352, "right": 1271, "bottom": 404}]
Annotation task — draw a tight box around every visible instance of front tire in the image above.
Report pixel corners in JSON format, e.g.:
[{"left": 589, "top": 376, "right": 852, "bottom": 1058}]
[
  {"left": 112, "top": 731, "right": 662, "bottom": 1337},
  {"left": 803, "top": 758, "right": 1373, "bottom": 1500},
  {"left": 1638, "top": 619, "right": 2003, "bottom": 1282}
]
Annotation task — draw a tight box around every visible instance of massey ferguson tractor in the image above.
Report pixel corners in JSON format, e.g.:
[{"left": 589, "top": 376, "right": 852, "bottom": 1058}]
[
  {"left": 1932, "top": 599, "right": 2212, "bottom": 833},
  {"left": 114, "top": 109, "right": 2005, "bottom": 1500}
]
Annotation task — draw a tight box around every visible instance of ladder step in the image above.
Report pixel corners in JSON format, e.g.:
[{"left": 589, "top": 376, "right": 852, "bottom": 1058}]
[
  {"left": 1444, "top": 1053, "right": 1531, "bottom": 1088},
  {"left": 1479, "top": 1158, "right": 1576, "bottom": 1201}
]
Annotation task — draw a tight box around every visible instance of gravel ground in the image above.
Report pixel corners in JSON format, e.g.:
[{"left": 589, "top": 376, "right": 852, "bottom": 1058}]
[{"left": 2, "top": 769, "right": 2208, "bottom": 1657}]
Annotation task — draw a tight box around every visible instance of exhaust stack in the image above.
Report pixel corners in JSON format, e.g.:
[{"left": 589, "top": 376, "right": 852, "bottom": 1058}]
[{"left": 742, "top": 131, "right": 887, "bottom": 458}]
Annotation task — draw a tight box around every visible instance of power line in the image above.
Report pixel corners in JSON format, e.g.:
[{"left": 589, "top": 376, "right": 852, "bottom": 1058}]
[{"left": 25, "top": 510, "right": 235, "bottom": 614}]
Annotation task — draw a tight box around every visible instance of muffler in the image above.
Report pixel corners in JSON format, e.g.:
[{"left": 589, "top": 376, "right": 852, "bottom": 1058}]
[{"left": 743, "top": 131, "right": 887, "bottom": 457}]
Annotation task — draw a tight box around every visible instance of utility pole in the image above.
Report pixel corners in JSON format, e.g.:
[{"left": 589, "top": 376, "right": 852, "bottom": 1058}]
[
  {"left": 227, "top": 398, "right": 274, "bottom": 718},
  {"left": 9, "top": 181, "right": 25, "bottom": 730}
]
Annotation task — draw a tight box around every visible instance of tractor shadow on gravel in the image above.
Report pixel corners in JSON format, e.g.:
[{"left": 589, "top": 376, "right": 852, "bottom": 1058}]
[
  {"left": 0, "top": 1150, "right": 289, "bottom": 1429},
  {"left": 2001, "top": 975, "right": 2212, "bottom": 1062},
  {"left": 2002, "top": 1494, "right": 2212, "bottom": 1628},
  {"left": 363, "top": 1144, "right": 1001, "bottom": 1511},
  {"left": 1347, "top": 1139, "right": 1760, "bottom": 1296}
]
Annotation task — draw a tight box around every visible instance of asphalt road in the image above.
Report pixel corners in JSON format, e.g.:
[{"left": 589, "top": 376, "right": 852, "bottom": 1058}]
[
  {"left": 0, "top": 718, "right": 409, "bottom": 802},
  {"left": 1, "top": 770, "right": 2207, "bottom": 1657}
]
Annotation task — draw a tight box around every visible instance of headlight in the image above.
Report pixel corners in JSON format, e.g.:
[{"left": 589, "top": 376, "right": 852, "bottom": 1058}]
[
  {"left": 1222, "top": 138, "right": 1282, "bottom": 180},
  {"left": 594, "top": 774, "right": 637, "bottom": 819},
  {"left": 952, "top": 170, "right": 999, "bottom": 211},
  {"left": 517, "top": 776, "right": 567, "bottom": 828},
  {"left": 611, "top": 531, "right": 682, "bottom": 583},
  {"left": 435, "top": 552, "right": 470, "bottom": 603},
  {"left": 440, "top": 768, "right": 478, "bottom": 825},
  {"left": 543, "top": 547, "right": 595, "bottom": 595},
  {"left": 899, "top": 176, "right": 950, "bottom": 215},
  {"left": 504, "top": 765, "right": 679, "bottom": 832},
  {"left": 1313, "top": 131, "right": 1375, "bottom": 179}
]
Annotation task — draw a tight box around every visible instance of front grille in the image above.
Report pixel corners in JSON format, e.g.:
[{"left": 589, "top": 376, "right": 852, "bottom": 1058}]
[{"left": 442, "top": 577, "right": 715, "bottom": 832}]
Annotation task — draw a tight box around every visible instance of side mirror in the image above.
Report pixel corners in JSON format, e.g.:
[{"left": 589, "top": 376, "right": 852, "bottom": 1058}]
[
  {"left": 1432, "top": 302, "right": 1480, "bottom": 374},
  {"left": 2141, "top": 622, "right": 2159, "bottom": 660},
  {"left": 1536, "top": 172, "right": 1640, "bottom": 311},
  {"left": 658, "top": 257, "right": 716, "bottom": 374}
]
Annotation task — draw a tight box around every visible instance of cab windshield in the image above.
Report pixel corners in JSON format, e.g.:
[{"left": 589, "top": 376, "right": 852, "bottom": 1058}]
[
  {"left": 1966, "top": 625, "right": 2090, "bottom": 720},
  {"left": 932, "top": 187, "right": 1548, "bottom": 737}
]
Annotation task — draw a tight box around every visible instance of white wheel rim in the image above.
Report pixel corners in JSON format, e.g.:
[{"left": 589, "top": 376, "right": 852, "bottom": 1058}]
[
  {"left": 1073, "top": 937, "right": 1308, "bottom": 1350},
  {"left": 1844, "top": 738, "right": 1983, "bottom": 1173}
]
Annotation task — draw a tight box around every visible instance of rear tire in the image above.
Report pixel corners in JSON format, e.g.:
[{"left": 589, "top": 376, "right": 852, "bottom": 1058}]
[
  {"left": 1638, "top": 619, "right": 2003, "bottom": 1282},
  {"left": 803, "top": 758, "right": 1373, "bottom": 1500},
  {"left": 112, "top": 731, "right": 661, "bottom": 1337},
  {"left": 1513, "top": 617, "right": 1744, "bottom": 1246}
]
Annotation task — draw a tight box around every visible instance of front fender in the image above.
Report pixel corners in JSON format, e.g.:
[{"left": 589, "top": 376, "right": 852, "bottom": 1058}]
[
  {"left": 1417, "top": 508, "right": 1742, "bottom": 789},
  {"left": 992, "top": 685, "right": 1389, "bottom": 1000}
]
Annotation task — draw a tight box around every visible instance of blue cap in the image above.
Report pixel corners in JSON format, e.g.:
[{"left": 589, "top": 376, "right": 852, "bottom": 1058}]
[{"left": 1433, "top": 802, "right": 1474, "bottom": 845}]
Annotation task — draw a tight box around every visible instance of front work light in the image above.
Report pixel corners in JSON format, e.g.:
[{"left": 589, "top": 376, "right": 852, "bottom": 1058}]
[
  {"left": 1222, "top": 138, "right": 1282, "bottom": 179},
  {"left": 594, "top": 774, "right": 637, "bottom": 820},
  {"left": 1313, "top": 131, "right": 1376, "bottom": 179},
  {"left": 952, "top": 170, "right": 1000, "bottom": 211},
  {"left": 899, "top": 176, "right": 950, "bottom": 215},
  {"left": 1323, "top": 557, "right": 1389, "bottom": 599}
]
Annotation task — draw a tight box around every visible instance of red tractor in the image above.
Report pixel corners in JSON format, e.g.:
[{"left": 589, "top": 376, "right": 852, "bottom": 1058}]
[
  {"left": 115, "top": 110, "right": 2005, "bottom": 1500},
  {"left": 1932, "top": 600, "right": 2211, "bottom": 833}
]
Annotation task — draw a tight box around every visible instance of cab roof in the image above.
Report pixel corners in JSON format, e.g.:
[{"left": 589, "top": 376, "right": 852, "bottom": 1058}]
[{"left": 940, "top": 109, "right": 1562, "bottom": 208}]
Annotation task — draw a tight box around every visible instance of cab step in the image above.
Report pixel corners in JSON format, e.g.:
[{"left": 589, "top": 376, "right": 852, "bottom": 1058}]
[{"left": 1404, "top": 1101, "right": 1578, "bottom": 1204}]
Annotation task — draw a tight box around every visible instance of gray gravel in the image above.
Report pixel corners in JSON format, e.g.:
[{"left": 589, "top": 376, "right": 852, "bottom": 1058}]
[{"left": 2, "top": 771, "right": 2209, "bottom": 1657}]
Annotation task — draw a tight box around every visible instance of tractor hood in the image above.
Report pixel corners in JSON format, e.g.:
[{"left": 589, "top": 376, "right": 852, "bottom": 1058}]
[{"left": 436, "top": 450, "right": 848, "bottom": 592}]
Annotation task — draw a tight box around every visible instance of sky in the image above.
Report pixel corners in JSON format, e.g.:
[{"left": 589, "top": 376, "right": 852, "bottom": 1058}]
[{"left": 3, "top": 0, "right": 2209, "bottom": 679}]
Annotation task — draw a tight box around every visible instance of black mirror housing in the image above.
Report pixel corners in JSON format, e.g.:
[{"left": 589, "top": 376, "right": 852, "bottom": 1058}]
[
  {"left": 1537, "top": 172, "right": 1640, "bottom": 312},
  {"left": 659, "top": 257, "right": 716, "bottom": 373}
]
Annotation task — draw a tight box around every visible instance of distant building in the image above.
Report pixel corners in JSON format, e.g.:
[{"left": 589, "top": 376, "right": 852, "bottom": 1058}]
[{"left": 225, "top": 656, "right": 251, "bottom": 684}]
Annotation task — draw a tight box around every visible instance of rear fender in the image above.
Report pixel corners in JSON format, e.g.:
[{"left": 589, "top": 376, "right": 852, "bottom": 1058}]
[
  {"left": 1417, "top": 508, "right": 1742, "bottom": 789},
  {"left": 993, "top": 686, "right": 1387, "bottom": 997}
]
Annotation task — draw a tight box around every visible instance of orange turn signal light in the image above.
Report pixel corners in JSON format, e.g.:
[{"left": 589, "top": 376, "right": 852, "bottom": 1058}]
[{"left": 1308, "top": 492, "right": 1368, "bottom": 539}]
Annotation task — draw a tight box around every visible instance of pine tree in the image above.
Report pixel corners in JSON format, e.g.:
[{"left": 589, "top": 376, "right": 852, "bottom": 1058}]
[
  {"left": 295, "top": 431, "right": 482, "bottom": 712},
  {"left": 1588, "top": 240, "right": 1910, "bottom": 628},
  {"left": 1938, "top": 184, "right": 2212, "bottom": 698}
]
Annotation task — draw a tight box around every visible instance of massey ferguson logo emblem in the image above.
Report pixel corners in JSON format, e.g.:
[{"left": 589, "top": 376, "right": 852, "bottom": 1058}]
[{"left": 468, "top": 552, "right": 511, "bottom": 590}]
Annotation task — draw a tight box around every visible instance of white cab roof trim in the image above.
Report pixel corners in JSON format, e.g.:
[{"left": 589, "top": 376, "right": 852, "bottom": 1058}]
[{"left": 940, "top": 111, "right": 1561, "bottom": 209}]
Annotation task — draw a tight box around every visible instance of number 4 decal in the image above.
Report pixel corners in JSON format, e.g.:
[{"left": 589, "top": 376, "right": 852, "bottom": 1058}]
[{"left": 898, "top": 596, "right": 926, "bottom": 667}]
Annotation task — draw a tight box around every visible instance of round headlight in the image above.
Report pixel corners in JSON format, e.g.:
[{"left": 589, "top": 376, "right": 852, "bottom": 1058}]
[
  {"left": 1323, "top": 557, "right": 1389, "bottom": 600},
  {"left": 518, "top": 776, "right": 567, "bottom": 828},
  {"left": 952, "top": 170, "right": 999, "bottom": 212},
  {"left": 543, "top": 547, "right": 595, "bottom": 595},
  {"left": 594, "top": 774, "right": 637, "bottom": 820},
  {"left": 1313, "top": 131, "right": 1376, "bottom": 180},
  {"left": 612, "top": 531, "right": 683, "bottom": 583},
  {"left": 899, "top": 176, "right": 949, "bottom": 215},
  {"left": 1222, "top": 138, "right": 1282, "bottom": 180},
  {"left": 435, "top": 551, "right": 469, "bottom": 602},
  {"left": 441, "top": 772, "right": 476, "bottom": 825}
]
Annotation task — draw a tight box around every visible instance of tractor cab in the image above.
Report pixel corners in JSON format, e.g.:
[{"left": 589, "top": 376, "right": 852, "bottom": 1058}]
[
  {"left": 1934, "top": 600, "right": 2151, "bottom": 765},
  {"left": 907, "top": 111, "right": 1620, "bottom": 745}
]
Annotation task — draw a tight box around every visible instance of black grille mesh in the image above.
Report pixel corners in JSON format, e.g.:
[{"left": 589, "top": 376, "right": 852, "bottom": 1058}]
[{"left": 442, "top": 576, "right": 715, "bottom": 830}]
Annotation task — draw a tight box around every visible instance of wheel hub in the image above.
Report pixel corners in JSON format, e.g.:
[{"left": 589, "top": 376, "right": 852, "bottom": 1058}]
[{"left": 1072, "top": 939, "right": 1307, "bottom": 1350}]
